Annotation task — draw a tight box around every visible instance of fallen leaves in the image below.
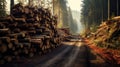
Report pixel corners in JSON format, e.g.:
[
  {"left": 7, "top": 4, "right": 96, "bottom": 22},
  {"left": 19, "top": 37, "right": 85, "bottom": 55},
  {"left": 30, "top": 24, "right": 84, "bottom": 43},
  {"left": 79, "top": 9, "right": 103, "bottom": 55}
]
[{"left": 85, "top": 38, "right": 120, "bottom": 64}]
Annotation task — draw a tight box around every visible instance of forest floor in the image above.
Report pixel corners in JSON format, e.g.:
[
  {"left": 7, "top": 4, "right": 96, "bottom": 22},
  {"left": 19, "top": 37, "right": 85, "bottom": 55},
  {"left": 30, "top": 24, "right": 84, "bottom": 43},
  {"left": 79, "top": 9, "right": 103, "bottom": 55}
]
[
  {"left": 85, "top": 38, "right": 120, "bottom": 67},
  {"left": 0, "top": 36, "right": 114, "bottom": 67}
]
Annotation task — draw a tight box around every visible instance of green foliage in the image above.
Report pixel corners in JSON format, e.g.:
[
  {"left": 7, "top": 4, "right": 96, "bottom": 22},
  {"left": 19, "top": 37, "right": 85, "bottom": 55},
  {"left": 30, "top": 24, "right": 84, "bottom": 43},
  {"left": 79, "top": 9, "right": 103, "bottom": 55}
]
[{"left": 0, "top": 0, "right": 6, "bottom": 17}]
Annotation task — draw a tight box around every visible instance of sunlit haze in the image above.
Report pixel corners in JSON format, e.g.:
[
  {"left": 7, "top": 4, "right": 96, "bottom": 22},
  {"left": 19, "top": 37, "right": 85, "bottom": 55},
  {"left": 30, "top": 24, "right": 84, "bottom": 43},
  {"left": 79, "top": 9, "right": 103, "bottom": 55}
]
[
  {"left": 67, "top": 0, "right": 83, "bottom": 34},
  {"left": 67, "top": 0, "right": 83, "bottom": 11}
]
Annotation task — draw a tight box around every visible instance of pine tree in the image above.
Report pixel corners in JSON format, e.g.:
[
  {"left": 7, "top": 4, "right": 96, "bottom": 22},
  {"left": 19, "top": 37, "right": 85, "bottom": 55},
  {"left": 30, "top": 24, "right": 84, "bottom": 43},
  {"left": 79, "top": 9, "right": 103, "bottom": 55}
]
[{"left": 0, "top": 0, "right": 6, "bottom": 17}]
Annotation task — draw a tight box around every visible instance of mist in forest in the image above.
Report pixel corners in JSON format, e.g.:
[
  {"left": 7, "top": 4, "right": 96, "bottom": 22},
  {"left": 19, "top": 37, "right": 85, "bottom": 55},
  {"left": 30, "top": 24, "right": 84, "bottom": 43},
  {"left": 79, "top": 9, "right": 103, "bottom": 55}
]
[
  {"left": 67, "top": 0, "right": 83, "bottom": 34},
  {"left": 71, "top": 10, "right": 84, "bottom": 34}
]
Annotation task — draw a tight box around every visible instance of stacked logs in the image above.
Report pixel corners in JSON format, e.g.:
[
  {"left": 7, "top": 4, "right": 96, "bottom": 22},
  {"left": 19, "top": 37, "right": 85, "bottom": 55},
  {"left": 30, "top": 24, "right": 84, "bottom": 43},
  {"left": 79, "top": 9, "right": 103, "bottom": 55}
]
[
  {"left": 0, "top": 3, "right": 61, "bottom": 64},
  {"left": 90, "top": 16, "right": 120, "bottom": 49},
  {"left": 88, "top": 16, "right": 120, "bottom": 64}
]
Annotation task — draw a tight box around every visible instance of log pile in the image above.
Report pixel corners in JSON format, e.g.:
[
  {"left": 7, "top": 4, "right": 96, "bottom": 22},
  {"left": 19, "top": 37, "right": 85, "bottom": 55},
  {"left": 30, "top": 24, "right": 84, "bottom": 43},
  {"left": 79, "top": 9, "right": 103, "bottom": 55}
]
[
  {"left": 57, "top": 28, "right": 70, "bottom": 41},
  {"left": 91, "top": 16, "right": 120, "bottom": 49},
  {"left": 0, "top": 3, "right": 61, "bottom": 64},
  {"left": 86, "top": 16, "right": 120, "bottom": 64}
]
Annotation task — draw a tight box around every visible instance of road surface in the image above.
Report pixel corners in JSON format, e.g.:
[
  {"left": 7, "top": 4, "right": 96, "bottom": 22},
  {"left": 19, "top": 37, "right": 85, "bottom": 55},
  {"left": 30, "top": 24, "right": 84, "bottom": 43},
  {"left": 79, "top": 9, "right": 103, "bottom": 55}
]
[{"left": 0, "top": 37, "right": 109, "bottom": 67}]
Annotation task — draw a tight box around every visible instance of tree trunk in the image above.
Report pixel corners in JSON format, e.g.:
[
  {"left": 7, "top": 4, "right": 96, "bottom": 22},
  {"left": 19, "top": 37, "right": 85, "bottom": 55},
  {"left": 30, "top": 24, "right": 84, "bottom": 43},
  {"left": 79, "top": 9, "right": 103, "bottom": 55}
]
[
  {"left": 28, "top": 0, "right": 33, "bottom": 6},
  {"left": 10, "top": 0, "right": 14, "bottom": 14},
  {"left": 117, "top": 0, "right": 119, "bottom": 16},
  {"left": 108, "top": 0, "right": 110, "bottom": 20}
]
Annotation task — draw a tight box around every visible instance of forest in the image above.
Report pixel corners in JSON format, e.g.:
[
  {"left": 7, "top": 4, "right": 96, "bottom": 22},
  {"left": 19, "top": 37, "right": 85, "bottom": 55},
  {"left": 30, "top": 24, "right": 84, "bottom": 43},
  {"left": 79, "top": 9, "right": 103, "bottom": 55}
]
[
  {"left": 0, "top": 0, "right": 120, "bottom": 66},
  {"left": 81, "top": 0, "right": 120, "bottom": 65},
  {"left": 81, "top": 0, "right": 120, "bottom": 32}
]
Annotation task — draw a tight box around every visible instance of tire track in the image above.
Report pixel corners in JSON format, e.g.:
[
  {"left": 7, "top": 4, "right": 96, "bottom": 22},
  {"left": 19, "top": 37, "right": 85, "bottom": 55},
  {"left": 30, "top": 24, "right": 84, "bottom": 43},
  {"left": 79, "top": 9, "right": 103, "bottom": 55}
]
[
  {"left": 64, "top": 42, "right": 82, "bottom": 67},
  {"left": 36, "top": 42, "right": 75, "bottom": 67}
]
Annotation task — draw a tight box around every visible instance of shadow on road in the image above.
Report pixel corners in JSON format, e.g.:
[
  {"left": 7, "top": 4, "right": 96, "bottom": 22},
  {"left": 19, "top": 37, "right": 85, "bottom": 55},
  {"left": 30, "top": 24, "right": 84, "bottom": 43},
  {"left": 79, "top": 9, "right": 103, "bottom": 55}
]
[
  {"left": 79, "top": 45, "right": 112, "bottom": 67},
  {"left": 0, "top": 41, "right": 118, "bottom": 67}
]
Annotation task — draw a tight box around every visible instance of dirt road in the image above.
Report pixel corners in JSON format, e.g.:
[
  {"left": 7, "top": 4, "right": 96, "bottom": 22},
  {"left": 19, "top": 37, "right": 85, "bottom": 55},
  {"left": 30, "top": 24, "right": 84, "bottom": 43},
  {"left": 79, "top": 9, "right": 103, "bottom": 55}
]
[{"left": 0, "top": 38, "right": 109, "bottom": 67}]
